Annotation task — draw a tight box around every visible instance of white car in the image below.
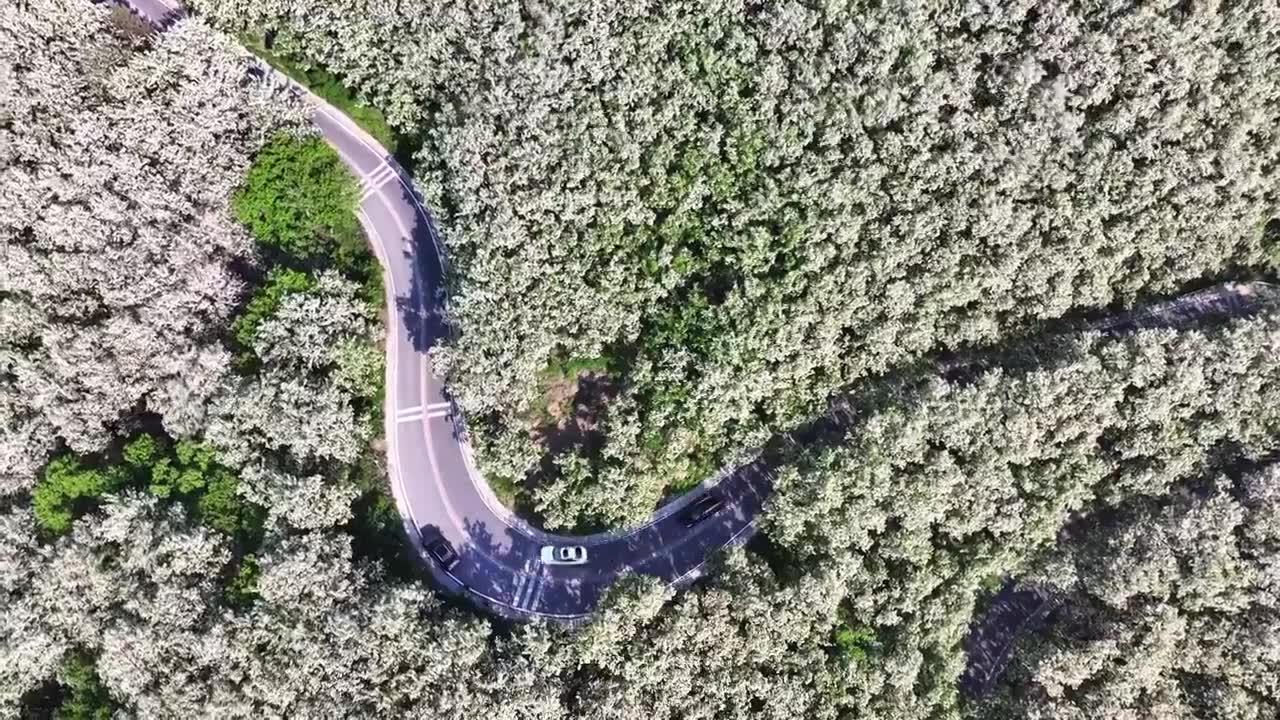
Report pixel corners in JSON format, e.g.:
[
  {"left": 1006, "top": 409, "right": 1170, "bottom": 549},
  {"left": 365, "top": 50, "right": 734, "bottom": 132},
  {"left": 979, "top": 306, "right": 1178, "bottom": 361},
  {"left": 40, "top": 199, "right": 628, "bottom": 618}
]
[{"left": 540, "top": 545, "right": 588, "bottom": 565}]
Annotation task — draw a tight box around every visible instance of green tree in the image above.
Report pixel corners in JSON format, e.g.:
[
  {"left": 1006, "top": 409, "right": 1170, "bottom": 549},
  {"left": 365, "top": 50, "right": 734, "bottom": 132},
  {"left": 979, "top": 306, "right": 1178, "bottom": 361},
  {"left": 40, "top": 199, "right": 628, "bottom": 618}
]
[
  {"left": 31, "top": 458, "right": 127, "bottom": 535},
  {"left": 130, "top": 435, "right": 263, "bottom": 540},
  {"left": 232, "top": 133, "right": 360, "bottom": 263},
  {"left": 53, "top": 653, "right": 117, "bottom": 720},
  {"left": 224, "top": 554, "right": 261, "bottom": 608},
  {"left": 231, "top": 266, "right": 314, "bottom": 353},
  {"left": 33, "top": 434, "right": 262, "bottom": 543}
]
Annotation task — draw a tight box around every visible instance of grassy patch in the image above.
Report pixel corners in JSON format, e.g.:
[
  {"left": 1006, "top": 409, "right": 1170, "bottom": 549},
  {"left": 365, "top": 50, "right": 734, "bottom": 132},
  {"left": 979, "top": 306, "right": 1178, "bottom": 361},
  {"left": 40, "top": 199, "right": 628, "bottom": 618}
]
[
  {"left": 239, "top": 32, "right": 400, "bottom": 156},
  {"left": 523, "top": 354, "right": 615, "bottom": 425},
  {"left": 486, "top": 473, "right": 520, "bottom": 510}
]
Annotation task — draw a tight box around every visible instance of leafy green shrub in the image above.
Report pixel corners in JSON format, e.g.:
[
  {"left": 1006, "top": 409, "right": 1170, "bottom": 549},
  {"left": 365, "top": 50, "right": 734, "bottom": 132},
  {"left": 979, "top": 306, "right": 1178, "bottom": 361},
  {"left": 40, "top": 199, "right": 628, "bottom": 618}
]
[
  {"left": 32, "top": 458, "right": 128, "bottom": 535},
  {"left": 32, "top": 434, "right": 263, "bottom": 544},
  {"left": 231, "top": 267, "right": 314, "bottom": 352},
  {"left": 831, "top": 623, "right": 879, "bottom": 665},
  {"left": 232, "top": 133, "right": 360, "bottom": 262},
  {"left": 53, "top": 653, "right": 118, "bottom": 720},
  {"left": 124, "top": 434, "right": 264, "bottom": 541},
  {"left": 224, "top": 554, "right": 260, "bottom": 608}
]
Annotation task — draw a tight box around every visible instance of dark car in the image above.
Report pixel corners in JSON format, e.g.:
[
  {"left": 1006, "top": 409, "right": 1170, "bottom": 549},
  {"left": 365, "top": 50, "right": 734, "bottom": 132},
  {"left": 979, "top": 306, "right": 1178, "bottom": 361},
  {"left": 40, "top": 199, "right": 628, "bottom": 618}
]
[
  {"left": 422, "top": 531, "right": 459, "bottom": 570},
  {"left": 681, "top": 493, "right": 725, "bottom": 528}
]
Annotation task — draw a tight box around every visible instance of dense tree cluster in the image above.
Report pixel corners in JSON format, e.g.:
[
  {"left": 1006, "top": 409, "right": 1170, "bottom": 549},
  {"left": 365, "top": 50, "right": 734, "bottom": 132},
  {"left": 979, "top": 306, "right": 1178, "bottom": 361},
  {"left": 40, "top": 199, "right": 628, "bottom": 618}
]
[
  {"left": 0, "top": 0, "right": 302, "bottom": 493},
  {"left": 978, "top": 462, "right": 1280, "bottom": 719},
  {"left": 192, "top": 0, "right": 1280, "bottom": 528},
  {"left": 764, "top": 312, "right": 1280, "bottom": 717},
  {"left": 1, "top": 0, "right": 386, "bottom": 537},
  {"left": 4, "top": 2, "right": 1280, "bottom": 719},
  {"left": 6, "top": 291, "right": 1277, "bottom": 718},
  {"left": 31, "top": 433, "right": 261, "bottom": 543},
  {"left": 1, "top": 3, "right": 392, "bottom": 713}
]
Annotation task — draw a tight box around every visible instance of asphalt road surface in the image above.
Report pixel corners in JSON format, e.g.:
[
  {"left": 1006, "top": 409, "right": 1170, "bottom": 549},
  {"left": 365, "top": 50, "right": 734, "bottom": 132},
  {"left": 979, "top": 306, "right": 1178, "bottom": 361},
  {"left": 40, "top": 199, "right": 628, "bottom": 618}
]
[{"left": 109, "top": 0, "right": 181, "bottom": 26}]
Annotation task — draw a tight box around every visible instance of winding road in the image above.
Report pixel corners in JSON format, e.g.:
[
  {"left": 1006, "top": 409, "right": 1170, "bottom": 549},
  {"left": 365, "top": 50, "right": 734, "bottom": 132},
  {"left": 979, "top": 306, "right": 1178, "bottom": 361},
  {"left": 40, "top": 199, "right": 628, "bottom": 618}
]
[
  {"left": 112, "top": 0, "right": 772, "bottom": 622},
  {"left": 313, "top": 105, "right": 773, "bottom": 621},
  {"left": 112, "top": 0, "right": 1280, "bottom": 624}
]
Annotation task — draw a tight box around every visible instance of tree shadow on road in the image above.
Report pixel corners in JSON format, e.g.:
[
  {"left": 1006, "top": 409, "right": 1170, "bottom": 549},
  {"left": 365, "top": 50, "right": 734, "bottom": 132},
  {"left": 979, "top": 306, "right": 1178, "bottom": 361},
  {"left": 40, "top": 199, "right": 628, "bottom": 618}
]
[{"left": 381, "top": 158, "right": 449, "bottom": 355}]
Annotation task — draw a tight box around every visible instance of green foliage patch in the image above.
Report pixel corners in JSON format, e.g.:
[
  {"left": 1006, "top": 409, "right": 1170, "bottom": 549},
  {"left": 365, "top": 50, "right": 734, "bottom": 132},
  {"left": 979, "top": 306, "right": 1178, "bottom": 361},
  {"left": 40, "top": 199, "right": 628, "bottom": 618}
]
[
  {"left": 232, "top": 133, "right": 361, "bottom": 263},
  {"left": 122, "top": 434, "right": 265, "bottom": 541},
  {"left": 831, "top": 622, "right": 879, "bottom": 665},
  {"left": 32, "top": 434, "right": 264, "bottom": 547},
  {"left": 231, "top": 266, "right": 314, "bottom": 359},
  {"left": 31, "top": 459, "right": 128, "bottom": 536},
  {"left": 51, "top": 653, "right": 118, "bottom": 720},
  {"left": 223, "top": 554, "right": 260, "bottom": 608}
]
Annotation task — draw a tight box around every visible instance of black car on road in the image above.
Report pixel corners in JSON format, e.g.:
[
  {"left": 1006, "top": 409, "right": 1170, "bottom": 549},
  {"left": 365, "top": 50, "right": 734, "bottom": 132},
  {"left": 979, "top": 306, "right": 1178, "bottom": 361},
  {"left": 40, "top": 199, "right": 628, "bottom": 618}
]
[
  {"left": 682, "top": 493, "right": 725, "bottom": 528},
  {"left": 421, "top": 528, "right": 459, "bottom": 570}
]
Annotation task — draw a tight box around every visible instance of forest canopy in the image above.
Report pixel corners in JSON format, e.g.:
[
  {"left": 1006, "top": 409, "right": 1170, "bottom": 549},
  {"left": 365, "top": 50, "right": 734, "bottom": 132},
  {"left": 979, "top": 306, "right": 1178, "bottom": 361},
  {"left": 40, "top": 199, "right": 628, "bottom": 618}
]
[
  {"left": 191, "top": 0, "right": 1280, "bottom": 530},
  {"left": 2, "top": 0, "right": 1280, "bottom": 719}
]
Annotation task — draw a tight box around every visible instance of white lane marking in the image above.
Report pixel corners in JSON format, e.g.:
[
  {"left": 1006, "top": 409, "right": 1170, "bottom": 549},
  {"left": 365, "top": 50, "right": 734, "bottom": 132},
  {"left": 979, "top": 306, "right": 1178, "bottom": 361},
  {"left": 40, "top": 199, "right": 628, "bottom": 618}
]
[
  {"left": 526, "top": 576, "right": 547, "bottom": 612},
  {"left": 510, "top": 573, "right": 530, "bottom": 606},
  {"left": 396, "top": 411, "right": 423, "bottom": 424},
  {"left": 516, "top": 574, "right": 541, "bottom": 610},
  {"left": 425, "top": 408, "right": 450, "bottom": 419},
  {"left": 357, "top": 164, "right": 388, "bottom": 189},
  {"left": 396, "top": 405, "right": 422, "bottom": 418},
  {"left": 313, "top": 103, "right": 450, "bottom": 263},
  {"left": 359, "top": 165, "right": 398, "bottom": 200},
  {"left": 316, "top": 93, "right": 585, "bottom": 623},
  {"left": 426, "top": 401, "right": 450, "bottom": 410}
]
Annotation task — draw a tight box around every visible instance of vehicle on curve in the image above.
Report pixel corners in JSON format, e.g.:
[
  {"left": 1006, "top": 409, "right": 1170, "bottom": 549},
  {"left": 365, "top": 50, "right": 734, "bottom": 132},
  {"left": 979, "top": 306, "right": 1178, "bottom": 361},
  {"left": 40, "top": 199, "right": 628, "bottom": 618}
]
[
  {"left": 421, "top": 529, "right": 459, "bottom": 570},
  {"left": 681, "top": 492, "right": 725, "bottom": 528},
  {"left": 540, "top": 545, "right": 588, "bottom": 565}
]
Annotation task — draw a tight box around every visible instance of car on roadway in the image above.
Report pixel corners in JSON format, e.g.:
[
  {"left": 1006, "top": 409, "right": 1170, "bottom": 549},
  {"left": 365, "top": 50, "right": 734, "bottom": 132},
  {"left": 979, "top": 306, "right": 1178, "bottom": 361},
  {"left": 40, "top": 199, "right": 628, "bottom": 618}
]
[
  {"left": 421, "top": 530, "right": 459, "bottom": 570},
  {"left": 540, "top": 545, "right": 588, "bottom": 565},
  {"left": 682, "top": 493, "right": 725, "bottom": 527}
]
